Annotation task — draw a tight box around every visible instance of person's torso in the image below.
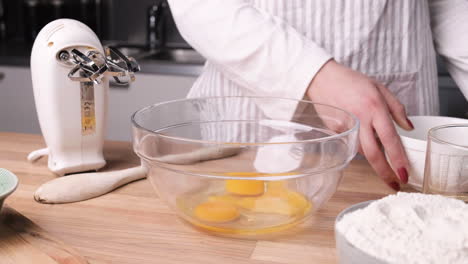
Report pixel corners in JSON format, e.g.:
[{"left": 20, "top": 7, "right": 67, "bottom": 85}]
[
  {"left": 252, "top": 0, "right": 432, "bottom": 73},
  {"left": 192, "top": 0, "right": 439, "bottom": 115}
]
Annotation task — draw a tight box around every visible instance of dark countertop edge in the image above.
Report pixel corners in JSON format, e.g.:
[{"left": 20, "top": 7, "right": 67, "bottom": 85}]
[
  {"left": 138, "top": 60, "right": 203, "bottom": 77},
  {"left": 0, "top": 58, "right": 457, "bottom": 83},
  {"left": 0, "top": 53, "right": 453, "bottom": 80},
  {"left": 0, "top": 41, "right": 203, "bottom": 77},
  {"left": 0, "top": 57, "right": 204, "bottom": 77}
]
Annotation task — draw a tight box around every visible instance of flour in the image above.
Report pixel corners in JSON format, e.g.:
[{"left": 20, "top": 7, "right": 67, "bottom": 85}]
[{"left": 336, "top": 192, "right": 468, "bottom": 264}]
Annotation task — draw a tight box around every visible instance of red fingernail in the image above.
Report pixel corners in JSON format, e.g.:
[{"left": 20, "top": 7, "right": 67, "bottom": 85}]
[
  {"left": 389, "top": 182, "right": 400, "bottom": 191},
  {"left": 406, "top": 118, "right": 414, "bottom": 129},
  {"left": 398, "top": 167, "right": 409, "bottom": 184}
]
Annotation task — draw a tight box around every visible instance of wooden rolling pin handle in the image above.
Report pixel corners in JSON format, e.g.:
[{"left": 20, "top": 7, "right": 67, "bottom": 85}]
[{"left": 34, "top": 166, "right": 147, "bottom": 204}]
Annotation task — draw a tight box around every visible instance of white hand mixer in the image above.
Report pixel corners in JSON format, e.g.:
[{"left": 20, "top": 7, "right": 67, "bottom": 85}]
[
  {"left": 28, "top": 19, "right": 139, "bottom": 175},
  {"left": 28, "top": 19, "right": 148, "bottom": 203}
]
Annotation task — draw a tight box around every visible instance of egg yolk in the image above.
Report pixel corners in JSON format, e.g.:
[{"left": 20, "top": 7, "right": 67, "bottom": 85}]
[
  {"left": 223, "top": 172, "right": 265, "bottom": 196},
  {"left": 208, "top": 182, "right": 311, "bottom": 217},
  {"left": 194, "top": 201, "right": 240, "bottom": 223},
  {"left": 222, "top": 172, "right": 297, "bottom": 197},
  {"left": 225, "top": 179, "right": 265, "bottom": 196},
  {"left": 196, "top": 173, "right": 310, "bottom": 221}
]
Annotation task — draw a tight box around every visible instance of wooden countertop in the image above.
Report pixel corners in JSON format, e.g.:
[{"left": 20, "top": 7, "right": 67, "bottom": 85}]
[{"left": 0, "top": 132, "right": 396, "bottom": 264}]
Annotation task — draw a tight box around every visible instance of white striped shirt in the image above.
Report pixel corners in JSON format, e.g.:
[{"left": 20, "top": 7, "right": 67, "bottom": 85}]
[{"left": 168, "top": 0, "right": 468, "bottom": 117}]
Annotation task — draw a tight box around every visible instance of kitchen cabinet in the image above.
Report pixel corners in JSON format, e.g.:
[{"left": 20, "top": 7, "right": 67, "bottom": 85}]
[{"left": 0, "top": 66, "right": 196, "bottom": 141}]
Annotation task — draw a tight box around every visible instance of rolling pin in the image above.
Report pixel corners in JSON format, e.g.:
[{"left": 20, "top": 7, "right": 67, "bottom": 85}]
[{"left": 34, "top": 146, "right": 242, "bottom": 204}]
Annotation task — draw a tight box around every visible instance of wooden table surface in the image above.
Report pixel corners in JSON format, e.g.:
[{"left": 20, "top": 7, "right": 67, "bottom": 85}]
[{"left": 0, "top": 132, "right": 396, "bottom": 264}]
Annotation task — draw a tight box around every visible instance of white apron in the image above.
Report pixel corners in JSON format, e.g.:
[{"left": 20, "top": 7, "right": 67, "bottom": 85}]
[{"left": 188, "top": 0, "right": 439, "bottom": 116}]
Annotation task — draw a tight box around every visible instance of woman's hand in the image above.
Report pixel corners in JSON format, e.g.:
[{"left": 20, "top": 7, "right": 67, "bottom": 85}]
[{"left": 307, "top": 60, "right": 413, "bottom": 190}]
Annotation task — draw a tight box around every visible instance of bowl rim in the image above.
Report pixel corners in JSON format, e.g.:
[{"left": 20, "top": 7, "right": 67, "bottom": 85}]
[
  {"left": 335, "top": 200, "right": 388, "bottom": 263},
  {"left": 131, "top": 96, "right": 360, "bottom": 145},
  {"left": 0, "top": 168, "right": 19, "bottom": 200},
  {"left": 427, "top": 124, "right": 468, "bottom": 149},
  {"left": 335, "top": 200, "right": 374, "bottom": 225},
  {"left": 149, "top": 161, "right": 351, "bottom": 180},
  {"left": 398, "top": 116, "right": 468, "bottom": 141},
  {"left": 397, "top": 116, "right": 468, "bottom": 151}
]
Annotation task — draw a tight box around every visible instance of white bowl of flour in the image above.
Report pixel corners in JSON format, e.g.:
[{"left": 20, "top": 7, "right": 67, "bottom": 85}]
[
  {"left": 393, "top": 116, "right": 468, "bottom": 191},
  {"left": 335, "top": 192, "right": 468, "bottom": 264}
]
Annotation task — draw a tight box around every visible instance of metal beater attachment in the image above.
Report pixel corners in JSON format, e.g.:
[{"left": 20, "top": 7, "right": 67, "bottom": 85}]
[
  {"left": 67, "top": 47, "right": 140, "bottom": 85},
  {"left": 105, "top": 47, "right": 140, "bottom": 84}
]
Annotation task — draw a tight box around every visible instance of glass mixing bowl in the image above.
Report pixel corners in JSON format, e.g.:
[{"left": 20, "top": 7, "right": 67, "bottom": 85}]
[{"left": 132, "top": 97, "right": 359, "bottom": 237}]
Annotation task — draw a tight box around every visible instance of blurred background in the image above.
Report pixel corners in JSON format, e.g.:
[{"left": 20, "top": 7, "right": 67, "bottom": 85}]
[
  {"left": 0, "top": 0, "right": 197, "bottom": 48},
  {"left": 0, "top": 0, "right": 466, "bottom": 141},
  {"left": 0, "top": 0, "right": 203, "bottom": 141}
]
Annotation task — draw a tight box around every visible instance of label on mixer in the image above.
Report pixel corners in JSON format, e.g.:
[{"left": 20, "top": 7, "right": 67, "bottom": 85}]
[{"left": 80, "top": 82, "right": 96, "bottom": 135}]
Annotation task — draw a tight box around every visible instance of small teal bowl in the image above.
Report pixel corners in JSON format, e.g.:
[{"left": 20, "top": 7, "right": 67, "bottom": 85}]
[{"left": 0, "top": 169, "right": 19, "bottom": 211}]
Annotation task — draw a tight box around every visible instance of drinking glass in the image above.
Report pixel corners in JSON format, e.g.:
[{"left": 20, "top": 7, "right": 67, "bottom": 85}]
[{"left": 423, "top": 124, "right": 468, "bottom": 201}]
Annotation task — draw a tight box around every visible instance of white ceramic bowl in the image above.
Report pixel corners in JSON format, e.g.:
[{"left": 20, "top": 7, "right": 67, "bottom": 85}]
[
  {"left": 395, "top": 116, "right": 468, "bottom": 191},
  {"left": 335, "top": 201, "right": 387, "bottom": 264}
]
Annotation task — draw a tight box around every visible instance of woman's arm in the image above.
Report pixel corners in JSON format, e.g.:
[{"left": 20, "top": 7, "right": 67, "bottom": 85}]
[
  {"left": 429, "top": 0, "right": 468, "bottom": 100},
  {"left": 168, "top": 0, "right": 412, "bottom": 189},
  {"left": 167, "top": 0, "right": 331, "bottom": 100}
]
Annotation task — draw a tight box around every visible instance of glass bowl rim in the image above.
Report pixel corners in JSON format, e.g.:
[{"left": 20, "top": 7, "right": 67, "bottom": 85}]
[
  {"left": 147, "top": 161, "right": 351, "bottom": 180},
  {"left": 427, "top": 123, "right": 468, "bottom": 149},
  {"left": 131, "top": 96, "right": 360, "bottom": 145}
]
